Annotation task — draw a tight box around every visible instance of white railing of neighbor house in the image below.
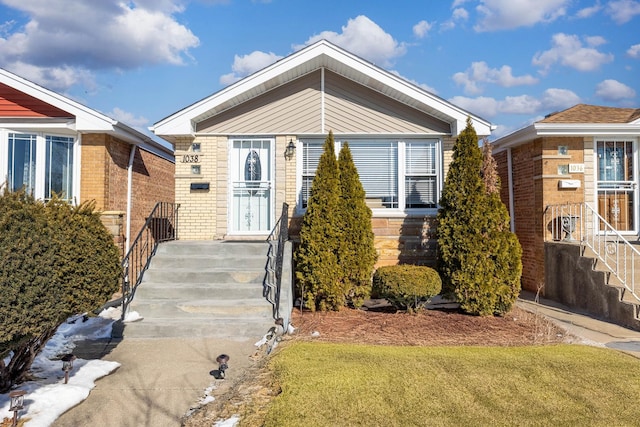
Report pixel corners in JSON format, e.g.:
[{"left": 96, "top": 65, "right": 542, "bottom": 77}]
[{"left": 545, "top": 202, "right": 640, "bottom": 304}]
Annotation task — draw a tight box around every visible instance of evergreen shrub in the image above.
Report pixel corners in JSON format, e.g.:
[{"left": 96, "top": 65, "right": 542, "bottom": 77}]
[
  {"left": 294, "top": 131, "right": 345, "bottom": 311},
  {"left": 338, "top": 142, "right": 377, "bottom": 307},
  {"left": 437, "top": 118, "right": 522, "bottom": 316},
  {"left": 372, "top": 265, "right": 442, "bottom": 312},
  {"left": 0, "top": 190, "right": 121, "bottom": 392}
]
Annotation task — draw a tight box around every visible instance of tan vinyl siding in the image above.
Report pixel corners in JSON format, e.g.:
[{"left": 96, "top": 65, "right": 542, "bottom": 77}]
[
  {"left": 196, "top": 69, "right": 450, "bottom": 136},
  {"left": 197, "top": 71, "right": 323, "bottom": 134},
  {"left": 324, "top": 70, "right": 450, "bottom": 134}
]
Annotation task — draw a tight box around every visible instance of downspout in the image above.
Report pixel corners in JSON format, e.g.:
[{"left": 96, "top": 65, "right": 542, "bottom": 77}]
[
  {"left": 507, "top": 147, "right": 515, "bottom": 233},
  {"left": 125, "top": 144, "right": 137, "bottom": 252}
]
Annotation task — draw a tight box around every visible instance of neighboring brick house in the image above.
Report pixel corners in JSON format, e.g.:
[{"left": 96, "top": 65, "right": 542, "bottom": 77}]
[
  {"left": 152, "top": 40, "right": 493, "bottom": 266},
  {"left": 0, "top": 68, "right": 175, "bottom": 253},
  {"left": 492, "top": 104, "right": 640, "bottom": 293}
]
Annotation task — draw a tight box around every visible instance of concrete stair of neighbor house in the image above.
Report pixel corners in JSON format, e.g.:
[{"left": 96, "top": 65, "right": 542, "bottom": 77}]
[
  {"left": 582, "top": 245, "right": 640, "bottom": 317},
  {"left": 121, "top": 240, "right": 275, "bottom": 340}
]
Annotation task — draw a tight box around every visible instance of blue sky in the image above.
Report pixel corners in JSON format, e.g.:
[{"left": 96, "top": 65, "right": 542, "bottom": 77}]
[{"left": 0, "top": 0, "right": 638, "bottom": 139}]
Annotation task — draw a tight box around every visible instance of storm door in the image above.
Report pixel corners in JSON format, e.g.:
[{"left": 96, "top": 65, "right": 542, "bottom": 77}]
[
  {"left": 229, "top": 138, "right": 273, "bottom": 233},
  {"left": 596, "top": 140, "right": 637, "bottom": 232}
]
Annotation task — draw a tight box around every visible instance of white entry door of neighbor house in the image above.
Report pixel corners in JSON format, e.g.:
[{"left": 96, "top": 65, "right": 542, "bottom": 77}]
[
  {"left": 229, "top": 138, "right": 273, "bottom": 234},
  {"left": 596, "top": 139, "right": 638, "bottom": 233}
]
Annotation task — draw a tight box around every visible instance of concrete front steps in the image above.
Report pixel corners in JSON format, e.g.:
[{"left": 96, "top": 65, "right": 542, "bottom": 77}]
[{"left": 121, "top": 240, "right": 274, "bottom": 340}]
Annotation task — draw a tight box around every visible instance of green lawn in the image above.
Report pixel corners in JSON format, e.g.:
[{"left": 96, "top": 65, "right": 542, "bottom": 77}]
[{"left": 257, "top": 343, "right": 640, "bottom": 427}]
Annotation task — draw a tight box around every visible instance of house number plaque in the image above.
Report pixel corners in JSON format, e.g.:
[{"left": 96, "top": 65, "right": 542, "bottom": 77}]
[{"left": 181, "top": 154, "right": 200, "bottom": 163}]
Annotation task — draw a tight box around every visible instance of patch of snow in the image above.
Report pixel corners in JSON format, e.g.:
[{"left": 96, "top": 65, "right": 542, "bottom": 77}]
[
  {"left": 254, "top": 335, "right": 268, "bottom": 348},
  {"left": 214, "top": 415, "right": 239, "bottom": 427},
  {"left": 123, "top": 311, "right": 143, "bottom": 323},
  {"left": 0, "top": 313, "right": 121, "bottom": 427}
]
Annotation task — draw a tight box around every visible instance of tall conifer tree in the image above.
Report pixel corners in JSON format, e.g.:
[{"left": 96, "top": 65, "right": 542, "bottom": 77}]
[
  {"left": 294, "top": 131, "right": 345, "bottom": 311},
  {"left": 437, "top": 118, "right": 522, "bottom": 315},
  {"left": 338, "top": 142, "right": 377, "bottom": 307}
]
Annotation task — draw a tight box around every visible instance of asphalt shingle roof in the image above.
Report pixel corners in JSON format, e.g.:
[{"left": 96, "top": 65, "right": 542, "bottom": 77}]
[{"left": 540, "top": 104, "right": 640, "bottom": 124}]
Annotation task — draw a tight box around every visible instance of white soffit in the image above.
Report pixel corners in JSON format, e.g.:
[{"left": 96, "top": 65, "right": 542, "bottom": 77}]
[
  {"left": 151, "top": 40, "right": 492, "bottom": 137},
  {"left": 493, "top": 122, "right": 640, "bottom": 152}
]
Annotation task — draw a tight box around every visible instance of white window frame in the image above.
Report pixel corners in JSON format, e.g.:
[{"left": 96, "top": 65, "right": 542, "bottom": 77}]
[
  {"left": 0, "top": 128, "right": 79, "bottom": 203},
  {"left": 296, "top": 137, "right": 442, "bottom": 216},
  {"left": 593, "top": 136, "right": 639, "bottom": 235}
]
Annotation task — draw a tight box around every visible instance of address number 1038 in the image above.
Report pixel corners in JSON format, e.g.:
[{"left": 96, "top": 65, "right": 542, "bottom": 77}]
[{"left": 181, "top": 154, "right": 200, "bottom": 163}]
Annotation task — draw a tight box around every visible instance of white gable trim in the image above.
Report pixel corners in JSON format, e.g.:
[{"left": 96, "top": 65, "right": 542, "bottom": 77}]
[{"left": 152, "top": 40, "right": 493, "bottom": 137}]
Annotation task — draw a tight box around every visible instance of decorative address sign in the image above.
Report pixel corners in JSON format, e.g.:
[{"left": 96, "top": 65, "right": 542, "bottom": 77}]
[{"left": 180, "top": 154, "right": 200, "bottom": 163}]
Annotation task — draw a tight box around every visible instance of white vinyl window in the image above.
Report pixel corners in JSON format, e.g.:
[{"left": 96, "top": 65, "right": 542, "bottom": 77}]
[
  {"left": 299, "top": 138, "right": 440, "bottom": 212},
  {"left": 45, "top": 135, "right": 74, "bottom": 201},
  {"left": 8, "top": 133, "right": 37, "bottom": 195},
  {"left": 5, "top": 132, "right": 76, "bottom": 202}
]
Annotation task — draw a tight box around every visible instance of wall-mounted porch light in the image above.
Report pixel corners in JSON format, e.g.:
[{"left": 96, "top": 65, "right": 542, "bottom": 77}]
[{"left": 284, "top": 139, "right": 296, "bottom": 161}]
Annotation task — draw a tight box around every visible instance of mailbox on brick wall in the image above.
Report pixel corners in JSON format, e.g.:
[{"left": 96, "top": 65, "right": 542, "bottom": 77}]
[{"left": 190, "top": 182, "right": 210, "bottom": 190}]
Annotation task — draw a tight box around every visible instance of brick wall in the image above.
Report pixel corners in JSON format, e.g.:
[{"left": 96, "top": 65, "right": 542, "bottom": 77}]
[
  {"left": 495, "top": 136, "right": 587, "bottom": 293},
  {"left": 80, "top": 134, "right": 175, "bottom": 250}
]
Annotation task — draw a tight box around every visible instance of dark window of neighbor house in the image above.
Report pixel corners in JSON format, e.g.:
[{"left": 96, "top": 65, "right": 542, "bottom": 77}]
[{"left": 300, "top": 138, "right": 440, "bottom": 211}]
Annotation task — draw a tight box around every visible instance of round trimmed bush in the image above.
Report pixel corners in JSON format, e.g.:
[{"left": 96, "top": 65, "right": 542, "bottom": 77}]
[{"left": 372, "top": 265, "right": 442, "bottom": 312}]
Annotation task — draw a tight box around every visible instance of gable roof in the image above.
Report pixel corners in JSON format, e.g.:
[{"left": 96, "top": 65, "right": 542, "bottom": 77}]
[
  {"left": 0, "top": 68, "right": 173, "bottom": 159},
  {"left": 494, "top": 103, "right": 640, "bottom": 151},
  {"left": 151, "top": 39, "right": 493, "bottom": 139}
]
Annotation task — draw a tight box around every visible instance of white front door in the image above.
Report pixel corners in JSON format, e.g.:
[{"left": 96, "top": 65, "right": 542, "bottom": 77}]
[{"left": 229, "top": 138, "right": 273, "bottom": 234}]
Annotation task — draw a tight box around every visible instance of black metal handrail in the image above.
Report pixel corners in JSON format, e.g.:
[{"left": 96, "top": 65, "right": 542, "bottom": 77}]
[
  {"left": 265, "top": 202, "right": 289, "bottom": 320},
  {"left": 121, "top": 202, "right": 179, "bottom": 319}
]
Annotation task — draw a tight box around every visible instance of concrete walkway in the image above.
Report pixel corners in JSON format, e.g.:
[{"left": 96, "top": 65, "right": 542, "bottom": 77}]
[
  {"left": 52, "top": 336, "right": 257, "bottom": 427},
  {"left": 517, "top": 290, "right": 640, "bottom": 357},
  {"left": 51, "top": 293, "right": 640, "bottom": 426}
]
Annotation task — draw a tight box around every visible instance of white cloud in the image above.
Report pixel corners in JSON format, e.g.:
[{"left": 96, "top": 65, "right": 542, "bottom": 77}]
[
  {"left": 296, "top": 15, "right": 407, "bottom": 67},
  {"left": 595, "top": 79, "right": 637, "bottom": 101},
  {"left": 440, "top": 7, "right": 469, "bottom": 31},
  {"left": 585, "top": 35, "right": 607, "bottom": 47},
  {"left": 576, "top": 3, "right": 602, "bottom": 18},
  {"left": 219, "top": 50, "right": 283, "bottom": 85},
  {"left": 452, "top": 7, "right": 470, "bottom": 20},
  {"left": 628, "top": 44, "right": 640, "bottom": 58},
  {"left": 452, "top": 61, "right": 538, "bottom": 95},
  {"left": 108, "top": 107, "right": 149, "bottom": 128},
  {"left": 474, "top": 0, "right": 570, "bottom": 32},
  {"left": 0, "top": 0, "right": 199, "bottom": 91},
  {"left": 605, "top": 0, "right": 640, "bottom": 24},
  {"left": 448, "top": 95, "right": 500, "bottom": 117},
  {"left": 413, "top": 20, "right": 433, "bottom": 38},
  {"left": 448, "top": 88, "right": 580, "bottom": 119},
  {"left": 532, "top": 33, "right": 614, "bottom": 74},
  {"left": 6, "top": 61, "right": 96, "bottom": 92}
]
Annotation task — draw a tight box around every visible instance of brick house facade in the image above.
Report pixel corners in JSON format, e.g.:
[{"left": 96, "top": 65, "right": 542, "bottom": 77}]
[
  {"left": 0, "top": 68, "right": 175, "bottom": 253},
  {"left": 493, "top": 104, "right": 640, "bottom": 293},
  {"left": 152, "top": 40, "right": 493, "bottom": 267}
]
